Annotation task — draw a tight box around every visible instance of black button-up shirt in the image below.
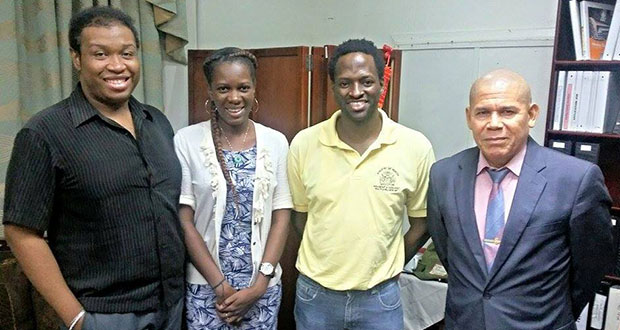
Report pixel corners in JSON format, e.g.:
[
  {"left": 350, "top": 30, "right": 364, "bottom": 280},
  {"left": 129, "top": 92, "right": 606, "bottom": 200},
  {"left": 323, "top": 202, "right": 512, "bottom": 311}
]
[{"left": 3, "top": 84, "right": 185, "bottom": 313}]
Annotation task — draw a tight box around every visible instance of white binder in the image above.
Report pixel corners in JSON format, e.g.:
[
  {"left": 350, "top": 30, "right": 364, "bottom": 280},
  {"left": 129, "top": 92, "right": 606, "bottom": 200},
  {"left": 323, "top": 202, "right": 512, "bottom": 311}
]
[
  {"left": 553, "top": 71, "right": 567, "bottom": 130},
  {"left": 602, "top": 2, "right": 620, "bottom": 60},
  {"left": 570, "top": 0, "right": 584, "bottom": 60}
]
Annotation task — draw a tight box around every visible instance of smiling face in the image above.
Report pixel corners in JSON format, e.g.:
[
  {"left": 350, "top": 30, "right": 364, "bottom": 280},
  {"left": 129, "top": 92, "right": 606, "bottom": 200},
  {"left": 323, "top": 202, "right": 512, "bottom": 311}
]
[
  {"left": 466, "top": 71, "right": 539, "bottom": 168},
  {"left": 332, "top": 52, "right": 383, "bottom": 124},
  {"left": 71, "top": 24, "right": 140, "bottom": 111},
  {"left": 208, "top": 60, "right": 256, "bottom": 129}
]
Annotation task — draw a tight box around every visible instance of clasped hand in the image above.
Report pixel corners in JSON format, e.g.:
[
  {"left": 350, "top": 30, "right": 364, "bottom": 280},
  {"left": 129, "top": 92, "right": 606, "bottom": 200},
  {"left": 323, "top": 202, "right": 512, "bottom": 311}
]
[{"left": 215, "top": 282, "right": 266, "bottom": 324}]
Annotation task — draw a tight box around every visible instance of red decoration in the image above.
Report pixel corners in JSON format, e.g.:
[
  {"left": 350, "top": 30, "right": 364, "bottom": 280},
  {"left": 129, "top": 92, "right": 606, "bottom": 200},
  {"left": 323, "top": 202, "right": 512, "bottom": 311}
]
[{"left": 378, "top": 44, "right": 393, "bottom": 109}]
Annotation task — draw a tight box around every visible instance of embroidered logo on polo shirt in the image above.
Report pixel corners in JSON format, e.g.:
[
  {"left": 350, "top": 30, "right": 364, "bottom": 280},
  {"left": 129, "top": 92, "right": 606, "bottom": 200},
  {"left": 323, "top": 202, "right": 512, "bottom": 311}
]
[{"left": 374, "top": 167, "right": 400, "bottom": 192}]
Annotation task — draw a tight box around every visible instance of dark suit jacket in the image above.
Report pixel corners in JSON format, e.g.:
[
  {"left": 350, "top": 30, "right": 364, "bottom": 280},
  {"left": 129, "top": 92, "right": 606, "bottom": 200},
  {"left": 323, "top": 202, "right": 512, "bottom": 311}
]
[{"left": 427, "top": 137, "right": 614, "bottom": 330}]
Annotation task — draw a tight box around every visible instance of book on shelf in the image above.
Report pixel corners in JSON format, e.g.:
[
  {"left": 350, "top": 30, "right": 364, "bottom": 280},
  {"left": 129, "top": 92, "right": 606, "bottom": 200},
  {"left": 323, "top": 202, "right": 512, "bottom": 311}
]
[
  {"left": 568, "top": 71, "right": 584, "bottom": 131},
  {"left": 592, "top": 71, "right": 620, "bottom": 134},
  {"left": 605, "top": 285, "right": 620, "bottom": 330},
  {"left": 554, "top": 71, "right": 620, "bottom": 134},
  {"left": 603, "top": 1, "right": 620, "bottom": 59},
  {"left": 615, "top": 29, "right": 620, "bottom": 59},
  {"left": 577, "top": 71, "right": 595, "bottom": 131},
  {"left": 577, "top": 303, "right": 589, "bottom": 330},
  {"left": 591, "top": 282, "right": 611, "bottom": 330},
  {"left": 586, "top": 71, "right": 600, "bottom": 131},
  {"left": 592, "top": 71, "right": 611, "bottom": 133},
  {"left": 553, "top": 71, "right": 567, "bottom": 130},
  {"left": 563, "top": 71, "right": 578, "bottom": 130},
  {"left": 580, "top": 1, "right": 615, "bottom": 60},
  {"left": 570, "top": 0, "right": 585, "bottom": 60},
  {"left": 604, "top": 72, "right": 620, "bottom": 133}
]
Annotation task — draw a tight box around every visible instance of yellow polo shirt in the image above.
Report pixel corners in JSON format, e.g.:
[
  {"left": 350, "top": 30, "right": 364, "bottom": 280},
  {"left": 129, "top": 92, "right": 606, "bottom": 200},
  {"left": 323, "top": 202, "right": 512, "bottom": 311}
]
[{"left": 287, "top": 109, "right": 435, "bottom": 290}]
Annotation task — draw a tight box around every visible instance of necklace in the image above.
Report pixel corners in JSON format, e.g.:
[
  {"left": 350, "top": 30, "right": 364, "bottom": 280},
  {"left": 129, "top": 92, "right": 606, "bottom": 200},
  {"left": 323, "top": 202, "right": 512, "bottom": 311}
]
[{"left": 220, "top": 123, "right": 251, "bottom": 166}]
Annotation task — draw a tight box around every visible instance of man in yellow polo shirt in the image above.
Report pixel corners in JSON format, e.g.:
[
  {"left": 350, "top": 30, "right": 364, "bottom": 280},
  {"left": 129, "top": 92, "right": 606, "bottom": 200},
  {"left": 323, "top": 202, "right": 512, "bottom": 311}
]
[{"left": 288, "top": 38, "right": 435, "bottom": 330}]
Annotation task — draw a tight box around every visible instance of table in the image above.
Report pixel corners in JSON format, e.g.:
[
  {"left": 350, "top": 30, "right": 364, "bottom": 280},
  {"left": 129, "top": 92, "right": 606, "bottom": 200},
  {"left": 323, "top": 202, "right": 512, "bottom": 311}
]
[{"left": 399, "top": 273, "right": 447, "bottom": 330}]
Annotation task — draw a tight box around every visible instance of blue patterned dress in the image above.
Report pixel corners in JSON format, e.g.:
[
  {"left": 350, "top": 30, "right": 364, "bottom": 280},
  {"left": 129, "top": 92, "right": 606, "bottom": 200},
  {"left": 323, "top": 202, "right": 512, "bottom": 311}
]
[{"left": 186, "top": 146, "right": 282, "bottom": 330}]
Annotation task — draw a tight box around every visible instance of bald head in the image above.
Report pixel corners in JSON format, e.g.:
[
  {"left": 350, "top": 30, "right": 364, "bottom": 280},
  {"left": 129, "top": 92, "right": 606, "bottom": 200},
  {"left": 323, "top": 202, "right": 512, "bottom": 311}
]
[
  {"left": 469, "top": 69, "right": 532, "bottom": 106},
  {"left": 465, "top": 68, "right": 539, "bottom": 168}
]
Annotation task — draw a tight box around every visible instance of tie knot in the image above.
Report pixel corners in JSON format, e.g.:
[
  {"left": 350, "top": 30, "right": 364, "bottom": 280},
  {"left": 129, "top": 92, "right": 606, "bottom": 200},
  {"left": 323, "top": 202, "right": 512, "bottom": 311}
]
[{"left": 486, "top": 167, "right": 510, "bottom": 184}]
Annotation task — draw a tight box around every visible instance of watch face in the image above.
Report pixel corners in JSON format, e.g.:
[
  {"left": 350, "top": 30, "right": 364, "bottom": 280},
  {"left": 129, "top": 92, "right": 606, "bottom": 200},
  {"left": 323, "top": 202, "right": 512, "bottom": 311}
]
[{"left": 260, "top": 263, "right": 274, "bottom": 276}]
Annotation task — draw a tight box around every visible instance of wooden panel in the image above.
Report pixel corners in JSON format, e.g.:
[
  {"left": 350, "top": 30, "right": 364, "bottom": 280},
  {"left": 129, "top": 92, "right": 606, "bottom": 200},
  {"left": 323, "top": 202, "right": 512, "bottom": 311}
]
[
  {"left": 187, "top": 47, "right": 310, "bottom": 139},
  {"left": 310, "top": 45, "right": 338, "bottom": 125},
  {"left": 251, "top": 47, "right": 310, "bottom": 141},
  {"left": 555, "top": 60, "right": 620, "bottom": 70},
  {"left": 386, "top": 49, "right": 403, "bottom": 121},
  {"left": 187, "top": 50, "right": 210, "bottom": 125},
  {"left": 247, "top": 47, "right": 309, "bottom": 330},
  {"left": 310, "top": 46, "right": 327, "bottom": 126}
]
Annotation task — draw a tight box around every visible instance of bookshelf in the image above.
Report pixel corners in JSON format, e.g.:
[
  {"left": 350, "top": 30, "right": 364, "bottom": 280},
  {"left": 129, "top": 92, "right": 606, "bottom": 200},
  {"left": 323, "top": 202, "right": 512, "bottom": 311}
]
[
  {"left": 545, "top": 0, "right": 620, "bottom": 215},
  {"left": 547, "top": 1, "right": 620, "bottom": 326}
]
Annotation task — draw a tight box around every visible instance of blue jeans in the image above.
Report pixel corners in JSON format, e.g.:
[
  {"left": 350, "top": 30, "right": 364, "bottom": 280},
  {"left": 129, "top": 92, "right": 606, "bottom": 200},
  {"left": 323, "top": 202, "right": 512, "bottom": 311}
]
[{"left": 294, "top": 274, "right": 404, "bottom": 330}]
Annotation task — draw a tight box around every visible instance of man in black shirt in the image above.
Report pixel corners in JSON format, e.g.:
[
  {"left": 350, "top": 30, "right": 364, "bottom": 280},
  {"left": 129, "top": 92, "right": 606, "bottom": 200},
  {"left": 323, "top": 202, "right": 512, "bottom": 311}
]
[{"left": 3, "top": 6, "right": 184, "bottom": 330}]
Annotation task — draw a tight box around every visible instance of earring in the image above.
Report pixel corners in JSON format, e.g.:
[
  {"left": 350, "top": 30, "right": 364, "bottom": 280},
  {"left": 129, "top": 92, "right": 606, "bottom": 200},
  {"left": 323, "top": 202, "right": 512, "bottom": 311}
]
[
  {"left": 204, "top": 99, "right": 217, "bottom": 112},
  {"left": 253, "top": 98, "right": 259, "bottom": 114}
]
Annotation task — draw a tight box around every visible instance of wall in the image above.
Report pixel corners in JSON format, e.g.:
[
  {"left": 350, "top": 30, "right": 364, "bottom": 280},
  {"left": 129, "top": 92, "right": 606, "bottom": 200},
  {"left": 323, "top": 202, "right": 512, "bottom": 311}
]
[
  {"left": 398, "top": 40, "right": 554, "bottom": 159},
  {"left": 163, "top": 0, "right": 558, "bottom": 159},
  {"left": 162, "top": 0, "right": 198, "bottom": 134}
]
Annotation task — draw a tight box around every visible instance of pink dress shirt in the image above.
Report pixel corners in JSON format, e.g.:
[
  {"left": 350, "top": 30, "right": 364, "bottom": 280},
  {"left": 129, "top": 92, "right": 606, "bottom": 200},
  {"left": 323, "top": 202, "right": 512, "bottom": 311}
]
[{"left": 474, "top": 145, "right": 527, "bottom": 244}]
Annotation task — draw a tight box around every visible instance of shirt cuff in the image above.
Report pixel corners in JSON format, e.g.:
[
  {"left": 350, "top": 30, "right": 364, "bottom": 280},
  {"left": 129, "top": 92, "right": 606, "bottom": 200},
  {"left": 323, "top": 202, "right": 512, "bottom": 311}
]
[
  {"left": 407, "top": 209, "right": 427, "bottom": 218},
  {"left": 272, "top": 196, "right": 293, "bottom": 210},
  {"left": 179, "top": 195, "right": 196, "bottom": 210}
]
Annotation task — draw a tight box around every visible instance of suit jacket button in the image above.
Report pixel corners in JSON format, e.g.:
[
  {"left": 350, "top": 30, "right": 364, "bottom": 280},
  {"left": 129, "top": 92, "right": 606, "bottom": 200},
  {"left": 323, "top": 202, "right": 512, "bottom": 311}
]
[{"left": 483, "top": 293, "right": 492, "bottom": 300}]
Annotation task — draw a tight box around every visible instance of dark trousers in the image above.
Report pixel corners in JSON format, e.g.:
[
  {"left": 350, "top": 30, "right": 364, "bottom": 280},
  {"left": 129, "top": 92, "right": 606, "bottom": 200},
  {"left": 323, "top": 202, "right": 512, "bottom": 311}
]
[{"left": 60, "top": 297, "right": 183, "bottom": 330}]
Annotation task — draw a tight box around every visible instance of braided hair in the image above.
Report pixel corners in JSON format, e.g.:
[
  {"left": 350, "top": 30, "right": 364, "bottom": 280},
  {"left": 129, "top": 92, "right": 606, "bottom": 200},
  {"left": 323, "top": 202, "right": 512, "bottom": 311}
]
[{"left": 203, "top": 48, "right": 258, "bottom": 206}]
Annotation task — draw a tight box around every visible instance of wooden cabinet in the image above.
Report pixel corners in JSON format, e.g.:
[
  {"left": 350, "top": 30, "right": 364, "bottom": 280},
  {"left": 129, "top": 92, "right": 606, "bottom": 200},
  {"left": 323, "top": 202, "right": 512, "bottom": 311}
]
[
  {"left": 545, "top": 0, "right": 620, "bottom": 215},
  {"left": 188, "top": 46, "right": 402, "bottom": 329}
]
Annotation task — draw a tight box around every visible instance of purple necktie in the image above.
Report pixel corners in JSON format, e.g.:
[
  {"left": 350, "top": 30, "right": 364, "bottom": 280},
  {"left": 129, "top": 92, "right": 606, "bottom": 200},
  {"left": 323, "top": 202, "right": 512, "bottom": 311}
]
[{"left": 483, "top": 167, "right": 510, "bottom": 271}]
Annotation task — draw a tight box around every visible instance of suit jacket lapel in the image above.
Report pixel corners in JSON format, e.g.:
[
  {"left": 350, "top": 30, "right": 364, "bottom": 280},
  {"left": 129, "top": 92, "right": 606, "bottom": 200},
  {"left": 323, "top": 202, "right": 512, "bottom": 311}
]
[
  {"left": 487, "top": 138, "right": 547, "bottom": 280},
  {"left": 456, "top": 149, "right": 488, "bottom": 276}
]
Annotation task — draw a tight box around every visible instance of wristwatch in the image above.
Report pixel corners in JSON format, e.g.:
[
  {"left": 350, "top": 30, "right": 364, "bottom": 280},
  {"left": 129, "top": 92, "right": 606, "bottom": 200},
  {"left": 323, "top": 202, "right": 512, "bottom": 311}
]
[{"left": 259, "top": 262, "right": 275, "bottom": 278}]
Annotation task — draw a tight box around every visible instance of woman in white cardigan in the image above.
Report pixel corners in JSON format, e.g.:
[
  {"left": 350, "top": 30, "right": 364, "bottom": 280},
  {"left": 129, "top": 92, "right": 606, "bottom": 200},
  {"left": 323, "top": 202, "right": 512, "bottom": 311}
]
[{"left": 174, "top": 47, "right": 292, "bottom": 329}]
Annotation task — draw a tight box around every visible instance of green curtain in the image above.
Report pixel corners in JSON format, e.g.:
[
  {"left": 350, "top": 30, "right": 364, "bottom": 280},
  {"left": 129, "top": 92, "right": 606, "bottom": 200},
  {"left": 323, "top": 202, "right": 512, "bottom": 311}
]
[{"left": 0, "top": 0, "right": 188, "bottom": 237}]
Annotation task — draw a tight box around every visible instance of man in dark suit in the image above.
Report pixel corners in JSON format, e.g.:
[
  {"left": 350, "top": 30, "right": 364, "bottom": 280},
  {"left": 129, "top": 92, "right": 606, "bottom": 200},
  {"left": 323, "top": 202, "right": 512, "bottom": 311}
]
[{"left": 427, "top": 69, "right": 614, "bottom": 329}]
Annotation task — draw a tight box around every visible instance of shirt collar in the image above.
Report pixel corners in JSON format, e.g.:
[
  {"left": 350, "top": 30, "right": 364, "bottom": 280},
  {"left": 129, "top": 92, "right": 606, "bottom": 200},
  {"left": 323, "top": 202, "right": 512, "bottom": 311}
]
[
  {"left": 318, "top": 108, "right": 397, "bottom": 148},
  {"left": 69, "top": 83, "right": 152, "bottom": 128},
  {"left": 476, "top": 143, "right": 527, "bottom": 176}
]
